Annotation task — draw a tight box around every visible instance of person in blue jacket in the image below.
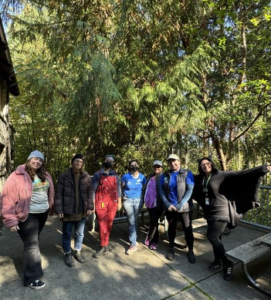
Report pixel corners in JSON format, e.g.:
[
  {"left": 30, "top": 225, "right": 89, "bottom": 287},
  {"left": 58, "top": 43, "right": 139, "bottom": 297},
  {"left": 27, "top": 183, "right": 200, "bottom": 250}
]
[
  {"left": 160, "top": 154, "right": 196, "bottom": 263},
  {"left": 122, "top": 159, "right": 147, "bottom": 255}
]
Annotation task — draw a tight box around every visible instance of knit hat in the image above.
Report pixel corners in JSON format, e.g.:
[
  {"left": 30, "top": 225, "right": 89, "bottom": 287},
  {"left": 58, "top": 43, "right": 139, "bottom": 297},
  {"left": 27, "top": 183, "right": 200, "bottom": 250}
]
[
  {"left": 71, "top": 154, "right": 84, "bottom": 164},
  {"left": 27, "top": 150, "right": 44, "bottom": 161},
  {"left": 105, "top": 155, "right": 115, "bottom": 162}
]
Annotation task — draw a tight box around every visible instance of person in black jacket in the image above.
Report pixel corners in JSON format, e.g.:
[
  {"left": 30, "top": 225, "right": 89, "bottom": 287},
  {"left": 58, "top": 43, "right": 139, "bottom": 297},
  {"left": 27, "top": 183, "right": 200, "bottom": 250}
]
[
  {"left": 55, "top": 154, "right": 94, "bottom": 267},
  {"left": 193, "top": 157, "right": 271, "bottom": 281},
  {"left": 143, "top": 160, "right": 164, "bottom": 250}
]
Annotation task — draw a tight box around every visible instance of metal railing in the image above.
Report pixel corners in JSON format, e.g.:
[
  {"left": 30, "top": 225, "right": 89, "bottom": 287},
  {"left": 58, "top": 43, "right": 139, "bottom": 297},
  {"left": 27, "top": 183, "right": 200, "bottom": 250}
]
[
  {"left": 241, "top": 186, "right": 271, "bottom": 231},
  {"left": 88, "top": 186, "right": 271, "bottom": 231}
]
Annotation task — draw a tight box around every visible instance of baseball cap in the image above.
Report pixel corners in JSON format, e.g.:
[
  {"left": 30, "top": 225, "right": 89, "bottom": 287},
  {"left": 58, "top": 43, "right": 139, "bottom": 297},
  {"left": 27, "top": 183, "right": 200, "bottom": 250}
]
[
  {"left": 167, "top": 154, "right": 180, "bottom": 161},
  {"left": 153, "top": 160, "right": 162, "bottom": 167}
]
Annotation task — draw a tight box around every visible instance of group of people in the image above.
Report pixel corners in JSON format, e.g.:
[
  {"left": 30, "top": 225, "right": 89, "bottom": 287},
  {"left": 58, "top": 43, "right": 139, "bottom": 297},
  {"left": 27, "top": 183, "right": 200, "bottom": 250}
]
[{"left": 0, "top": 150, "right": 270, "bottom": 290}]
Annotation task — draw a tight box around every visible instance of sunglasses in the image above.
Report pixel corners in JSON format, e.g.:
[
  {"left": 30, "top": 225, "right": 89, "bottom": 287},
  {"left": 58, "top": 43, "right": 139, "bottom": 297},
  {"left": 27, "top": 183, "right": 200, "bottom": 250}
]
[{"left": 153, "top": 165, "right": 162, "bottom": 168}]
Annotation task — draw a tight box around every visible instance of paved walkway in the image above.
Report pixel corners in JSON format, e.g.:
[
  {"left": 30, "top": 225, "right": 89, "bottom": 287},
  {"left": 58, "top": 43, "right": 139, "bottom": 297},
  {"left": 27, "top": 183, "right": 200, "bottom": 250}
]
[{"left": 0, "top": 216, "right": 270, "bottom": 300}]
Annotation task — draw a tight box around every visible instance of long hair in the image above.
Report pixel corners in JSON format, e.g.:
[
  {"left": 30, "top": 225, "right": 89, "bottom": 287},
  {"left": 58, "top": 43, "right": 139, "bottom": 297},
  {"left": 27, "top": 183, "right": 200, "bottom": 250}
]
[
  {"left": 198, "top": 157, "right": 219, "bottom": 177},
  {"left": 25, "top": 160, "right": 47, "bottom": 182}
]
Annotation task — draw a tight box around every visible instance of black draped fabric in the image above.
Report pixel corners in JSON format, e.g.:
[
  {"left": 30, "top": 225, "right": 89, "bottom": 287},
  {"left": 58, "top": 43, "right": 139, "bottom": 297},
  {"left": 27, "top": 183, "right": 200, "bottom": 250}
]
[{"left": 193, "top": 165, "right": 269, "bottom": 226}]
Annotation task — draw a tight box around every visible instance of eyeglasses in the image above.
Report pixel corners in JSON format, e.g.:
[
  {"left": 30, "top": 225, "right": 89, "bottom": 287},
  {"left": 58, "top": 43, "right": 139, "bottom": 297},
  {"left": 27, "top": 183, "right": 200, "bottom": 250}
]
[
  {"left": 74, "top": 160, "right": 84, "bottom": 164},
  {"left": 153, "top": 165, "right": 162, "bottom": 169},
  {"left": 201, "top": 163, "right": 212, "bottom": 167}
]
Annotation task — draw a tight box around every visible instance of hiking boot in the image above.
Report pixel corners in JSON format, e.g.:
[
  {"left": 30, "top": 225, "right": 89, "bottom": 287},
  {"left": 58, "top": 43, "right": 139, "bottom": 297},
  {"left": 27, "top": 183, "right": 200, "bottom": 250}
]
[
  {"left": 208, "top": 260, "right": 222, "bottom": 271},
  {"left": 64, "top": 253, "right": 74, "bottom": 267},
  {"left": 93, "top": 246, "right": 110, "bottom": 258},
  {"left": 150, "top": 243, "right": 158, "bottom": 250},
  {"left": 74, "top": 250, "right": 85, "bottom": 263},
  {"left": 27, "top": 280, "right": 46, "bottom": 290},
  {"left": 187, "top": 250, "right": 196, "bottom": 264},
  {"left": 166, "top": 248, "right": 175, "bottom": 261},
  {"left": 223, "top": 261, "right": 234, "bottom": 281},
  {"left": 126, "top": 245, "right": 137, "bottom": 255},
  {"left": 145, "top": 235, "right": 150, "bottom": 246},
  {"left": 107, "top": 244, "right": 113, "bottom": 252}
]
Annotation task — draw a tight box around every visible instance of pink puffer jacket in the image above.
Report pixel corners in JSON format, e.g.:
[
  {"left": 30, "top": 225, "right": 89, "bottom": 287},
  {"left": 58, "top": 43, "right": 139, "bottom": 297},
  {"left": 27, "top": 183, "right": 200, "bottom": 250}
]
[{"left": 0, "top": 164, "right": 55, "bottom": 228}]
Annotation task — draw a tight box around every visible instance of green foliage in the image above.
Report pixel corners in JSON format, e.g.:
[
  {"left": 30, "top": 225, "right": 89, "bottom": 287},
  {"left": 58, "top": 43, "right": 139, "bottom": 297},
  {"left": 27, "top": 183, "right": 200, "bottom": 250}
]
[{"left": 1, "top": 0, "right": 271, "bottom": 177}]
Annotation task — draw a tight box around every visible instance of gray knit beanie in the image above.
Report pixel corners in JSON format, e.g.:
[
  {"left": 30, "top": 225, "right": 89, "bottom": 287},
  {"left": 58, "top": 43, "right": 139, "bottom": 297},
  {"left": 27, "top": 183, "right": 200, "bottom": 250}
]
[{"left": 27, "top": 150, "right": 44, "bottom": 161}]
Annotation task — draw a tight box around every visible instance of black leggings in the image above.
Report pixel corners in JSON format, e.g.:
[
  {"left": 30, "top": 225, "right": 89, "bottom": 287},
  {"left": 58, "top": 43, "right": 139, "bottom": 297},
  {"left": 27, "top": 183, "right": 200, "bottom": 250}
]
[
  {"left": 147, "top": 207, "right": 163, "bottom": 244},
  {"left": 165, "top": 211, "right": 194, "bottom": 250},
  {"left": 207, "top": 220, "right": 230, "bottom": 264}
]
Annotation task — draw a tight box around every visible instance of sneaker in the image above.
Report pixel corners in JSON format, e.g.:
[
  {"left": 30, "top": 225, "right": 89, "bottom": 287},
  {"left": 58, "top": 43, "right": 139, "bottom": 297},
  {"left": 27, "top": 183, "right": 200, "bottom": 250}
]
[
  {"left": 74, "top": 250, "right": 85, "bottom": 263},
  {"left": 150, "top": 243, "right": 157, "bottom": 250},
  {"left": 223, "top": 261, "right": 234, "bottom": 281},
  {"left": 187, "top": 250, "right": 196, "bottom": 264},
  {"left": 126, "top": 245, "right": 137, "bottom": 255},
  {"left": 93, "top": 246, "right": 110, "bottom": 258},
  {"left": 145, "top": 235, "right": 150, "bottom": 246},
  {"left": 28, "top": 280, "right": 46, "bottom": 290},
  {"left": 64, "top": 253, "right": 75, "bottom": 267},
  {"left": 208, "top": 260, "right": 222, "bottom": 271},
  {"left": 166, "top": 248, "right": 175, "bottom": 261}
]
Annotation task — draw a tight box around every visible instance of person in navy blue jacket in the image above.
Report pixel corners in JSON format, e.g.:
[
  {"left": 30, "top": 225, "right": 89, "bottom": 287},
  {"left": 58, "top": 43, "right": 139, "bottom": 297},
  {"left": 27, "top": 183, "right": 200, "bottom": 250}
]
[{"left": 160, "top": 154, "right": 196, "bottom": 263}]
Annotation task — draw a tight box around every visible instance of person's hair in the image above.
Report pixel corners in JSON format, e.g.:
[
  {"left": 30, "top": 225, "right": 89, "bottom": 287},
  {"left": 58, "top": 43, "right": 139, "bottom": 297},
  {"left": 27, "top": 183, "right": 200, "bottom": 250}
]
[
  {"left": 25, "top": 160, "right": 47, "bottom": 182},
  {"left": 198, "top": 157, "right": 219, "bottom": 177},
  {"left": 128, "top": 159, "right": 139, "bottom": 167}
]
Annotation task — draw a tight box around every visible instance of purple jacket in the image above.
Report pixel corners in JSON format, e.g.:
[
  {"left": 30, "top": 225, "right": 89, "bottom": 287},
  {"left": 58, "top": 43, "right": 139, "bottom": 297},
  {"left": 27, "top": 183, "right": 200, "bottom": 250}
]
[{"left": 144, "top": 176, "right": 157, "bottom": 208}]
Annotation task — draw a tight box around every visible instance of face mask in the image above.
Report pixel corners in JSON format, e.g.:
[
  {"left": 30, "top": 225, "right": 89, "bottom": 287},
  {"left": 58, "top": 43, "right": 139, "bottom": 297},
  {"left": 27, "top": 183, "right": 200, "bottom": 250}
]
[
  {"left": 104, "top": 162, "right": 112, "bottom": 169},
  {"left": 130, "top": 166, "right": 138, "bottom": 172}
]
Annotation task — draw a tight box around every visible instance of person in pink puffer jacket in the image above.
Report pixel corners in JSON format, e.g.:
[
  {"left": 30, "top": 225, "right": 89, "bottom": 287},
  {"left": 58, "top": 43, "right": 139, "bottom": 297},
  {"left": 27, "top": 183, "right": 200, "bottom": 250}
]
[{"left": 0, "top": 150, "right": 54, "bottom": 290}]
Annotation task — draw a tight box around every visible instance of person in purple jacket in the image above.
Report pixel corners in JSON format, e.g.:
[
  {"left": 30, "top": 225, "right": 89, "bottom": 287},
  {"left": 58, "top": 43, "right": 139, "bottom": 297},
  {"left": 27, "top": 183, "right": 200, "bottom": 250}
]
[{"left": 143, "top": 160, "right": 164, "bottom": 250}]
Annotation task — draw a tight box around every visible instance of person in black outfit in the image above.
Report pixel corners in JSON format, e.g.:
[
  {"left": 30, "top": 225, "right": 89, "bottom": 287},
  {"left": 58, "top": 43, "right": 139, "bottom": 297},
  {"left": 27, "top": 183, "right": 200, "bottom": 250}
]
[{"left": 193, "top": 157, "right": 271, "bottom": 281}]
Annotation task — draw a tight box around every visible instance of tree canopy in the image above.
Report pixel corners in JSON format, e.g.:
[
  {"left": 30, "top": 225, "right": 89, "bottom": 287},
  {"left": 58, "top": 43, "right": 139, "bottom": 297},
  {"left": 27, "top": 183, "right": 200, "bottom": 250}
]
[{"left": 1, "top": 0, "right": 271, "bottom": 180}]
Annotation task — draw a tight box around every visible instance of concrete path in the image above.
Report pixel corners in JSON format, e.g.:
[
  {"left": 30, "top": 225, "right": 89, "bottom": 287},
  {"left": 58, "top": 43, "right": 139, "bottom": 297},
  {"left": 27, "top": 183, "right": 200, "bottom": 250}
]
[{"left": 0, "top": 216, "right": 270, "bottom": 300}]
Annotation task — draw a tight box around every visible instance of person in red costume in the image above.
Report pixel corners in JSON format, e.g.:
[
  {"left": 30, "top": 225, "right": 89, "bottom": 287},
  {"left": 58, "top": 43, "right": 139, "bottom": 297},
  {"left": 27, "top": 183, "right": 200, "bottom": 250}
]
[{"left": 92, "top": 155, "right": 122, "bottom": 258}]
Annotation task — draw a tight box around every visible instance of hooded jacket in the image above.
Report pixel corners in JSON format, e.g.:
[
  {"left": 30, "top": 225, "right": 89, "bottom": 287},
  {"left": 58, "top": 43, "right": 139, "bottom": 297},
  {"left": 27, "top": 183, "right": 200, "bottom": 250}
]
[{"left": 0, "top": 164, "right": 55, "bottom": 228}]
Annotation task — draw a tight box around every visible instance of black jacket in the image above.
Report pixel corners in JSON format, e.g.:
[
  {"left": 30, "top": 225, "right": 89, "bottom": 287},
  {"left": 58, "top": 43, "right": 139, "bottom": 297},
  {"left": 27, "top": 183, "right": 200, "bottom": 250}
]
[{"left": 55, "top": 169, "right": 94, "bottom": 215}]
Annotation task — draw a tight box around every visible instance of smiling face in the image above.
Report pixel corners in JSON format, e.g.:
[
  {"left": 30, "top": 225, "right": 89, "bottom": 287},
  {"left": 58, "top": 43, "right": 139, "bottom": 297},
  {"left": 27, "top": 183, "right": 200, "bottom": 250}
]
[
  {"left": 28, "top": 157, "right": 43, "bottom": 172},
  {"left": 72, "top": 158, "right": 84, "bottom": 171},
  {"left": 200, "top": 159, "right": 213, "bottom": 175},
  {"left": 168, "top": 159, "right": 180, "bottom": 172},
  {"left": 153, "top": 165, "right": 162, "bottom": 175}
]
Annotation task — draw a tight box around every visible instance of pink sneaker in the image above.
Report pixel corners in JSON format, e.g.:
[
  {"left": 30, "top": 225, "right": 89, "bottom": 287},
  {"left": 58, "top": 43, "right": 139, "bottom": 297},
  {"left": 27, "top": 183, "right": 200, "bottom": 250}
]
[
  {"left": 145, "top": 235, "right": 150, "bottom": 246},
  {"left": 126, "top": 245, "right": 137, "bottom": 255},
  {"left": 150, "top": 243, "right": 157, "bottom": 250}
]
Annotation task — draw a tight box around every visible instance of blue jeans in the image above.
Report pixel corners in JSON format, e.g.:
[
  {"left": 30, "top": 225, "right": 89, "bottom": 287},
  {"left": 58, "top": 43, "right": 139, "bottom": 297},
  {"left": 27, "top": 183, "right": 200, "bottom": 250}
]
[
  {"left": 62, "top": 218, "right": 86, "bottom": 254},
  {"left": 123, "top": 198, "right": 142, "bottom": 246}
]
